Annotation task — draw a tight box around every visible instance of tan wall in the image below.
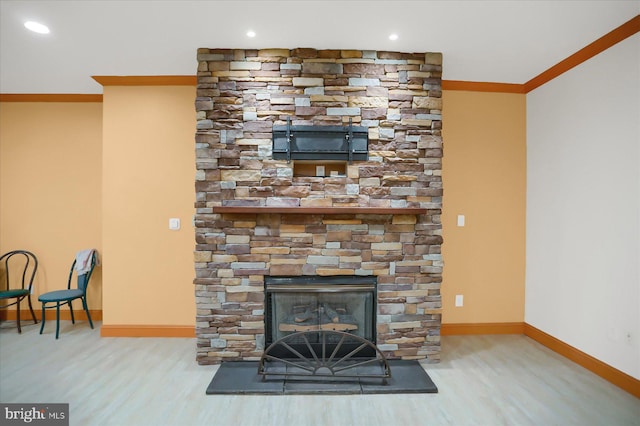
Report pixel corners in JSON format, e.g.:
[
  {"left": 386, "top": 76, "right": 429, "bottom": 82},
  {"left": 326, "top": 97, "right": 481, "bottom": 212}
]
[
  {"left": 101, "top": 86, "right": 196, "bottom": 325},
  {"left": 441, "top": 90, "right": 526, "bottom": 323},
  {"left": 0, "top": 102, "right": 103, "bottom": 312},
  {"left": 1, "top": 88, "right": 525, "bottom": 328}
]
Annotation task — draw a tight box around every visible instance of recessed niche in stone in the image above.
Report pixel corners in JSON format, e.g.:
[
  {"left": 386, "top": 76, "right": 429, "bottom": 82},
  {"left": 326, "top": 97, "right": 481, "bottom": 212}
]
[{"left": 293, "top": 161, "right": 346, "bottom": 177}]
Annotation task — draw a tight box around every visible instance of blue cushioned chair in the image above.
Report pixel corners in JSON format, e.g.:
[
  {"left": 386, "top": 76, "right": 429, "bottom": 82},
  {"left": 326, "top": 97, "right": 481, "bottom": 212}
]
[
  {"left": 0, "top": 250, "right": 38, "bottom": 333},
  {"left": 39, "top": 251, "right": 98, "bottom": 339}
]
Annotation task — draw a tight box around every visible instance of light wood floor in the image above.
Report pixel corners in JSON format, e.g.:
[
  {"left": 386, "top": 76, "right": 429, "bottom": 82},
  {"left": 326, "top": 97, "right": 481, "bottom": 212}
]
[{"left": 1, "top": 320, "right": 638, "bottom": 426}]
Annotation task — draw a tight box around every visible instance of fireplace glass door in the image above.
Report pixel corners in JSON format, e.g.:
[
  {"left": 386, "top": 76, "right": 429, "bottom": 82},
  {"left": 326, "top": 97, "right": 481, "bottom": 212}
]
[{"left": 265, "top": 276, "right": 376, "bottom": 357}]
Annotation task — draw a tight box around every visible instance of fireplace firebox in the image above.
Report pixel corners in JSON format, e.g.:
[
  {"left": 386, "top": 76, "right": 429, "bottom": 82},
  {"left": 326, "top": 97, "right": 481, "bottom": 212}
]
[{"left": 264, "top": 276, "right": 377, "bottom": 358}]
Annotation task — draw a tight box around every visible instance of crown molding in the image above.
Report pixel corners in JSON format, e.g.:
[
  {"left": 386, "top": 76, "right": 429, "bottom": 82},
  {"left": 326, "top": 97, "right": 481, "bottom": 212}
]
[
  {"left": 92, "top": 75, "right": 197, "bottom": 86},
  {"left": 524, "top": 15, "right": 639, "bottom": 93},
  {"left": 441, "top": 81, "right": 525, "bottom": 93},
  {"left": 0, "top": 94, "right": 103, "bottom": 102}
]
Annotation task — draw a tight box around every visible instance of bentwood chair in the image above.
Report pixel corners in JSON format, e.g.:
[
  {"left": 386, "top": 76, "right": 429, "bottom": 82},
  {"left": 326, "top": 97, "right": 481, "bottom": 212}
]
[
  {"left": 39, "top": 250, "right": 98, "bottom": 339},
  {"left": 0, "top": 250, "right": 39, "bottom": 333}
]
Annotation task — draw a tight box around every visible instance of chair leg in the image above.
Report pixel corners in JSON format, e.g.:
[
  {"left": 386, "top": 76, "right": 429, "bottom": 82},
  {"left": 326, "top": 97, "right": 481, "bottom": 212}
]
[
  {"left": 27, "top": 295, "right": 37, "bottom": 325},
  {"left": 82, "top": 297, "right": 94, "bottom": 329},
  {"left": 39, "top": 304, "right": 46, "bottom": 334},
  {"left": 69, "top": 301, "right": 75, "bottom": 324},
  {"left": 16, "top": 300, "right": 22, "bottom": 333},
  {"left": 55, "top": 302, "right": 60, "bottom": 339}
]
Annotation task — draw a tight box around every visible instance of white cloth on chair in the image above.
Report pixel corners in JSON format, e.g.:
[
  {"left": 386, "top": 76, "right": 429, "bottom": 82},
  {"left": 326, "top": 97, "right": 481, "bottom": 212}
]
[{"left": 75, "top": 249, "right": 99, "bottom": 275}]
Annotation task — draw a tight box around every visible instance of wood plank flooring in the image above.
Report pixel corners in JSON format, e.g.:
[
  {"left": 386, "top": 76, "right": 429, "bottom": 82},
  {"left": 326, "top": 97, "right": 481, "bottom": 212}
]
[{"left": 1, "top": 320, "right": 638, "bottom": 426}]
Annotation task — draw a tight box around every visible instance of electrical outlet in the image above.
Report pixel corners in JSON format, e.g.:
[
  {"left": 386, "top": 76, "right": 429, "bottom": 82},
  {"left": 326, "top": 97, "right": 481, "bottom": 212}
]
[{"left": 455, "top": 294, "right": 464, "bottom": 307}]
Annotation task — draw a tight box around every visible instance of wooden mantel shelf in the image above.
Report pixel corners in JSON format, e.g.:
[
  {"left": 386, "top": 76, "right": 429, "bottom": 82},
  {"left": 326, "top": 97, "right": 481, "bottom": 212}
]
[{"left": 212, "top": 206, "right": 427, "bottom": 215}]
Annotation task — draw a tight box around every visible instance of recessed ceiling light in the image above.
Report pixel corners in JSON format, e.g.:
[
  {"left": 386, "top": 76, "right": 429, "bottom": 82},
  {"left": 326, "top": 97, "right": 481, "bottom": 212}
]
[
  {"left": 247, "top": 30, "right": 256, "bottom": 38},
  {"left": 389, "top": 33, "right": 399, "bottom": 41},
  {"left": 24, "top": 21, "right": 50, "bottom": 34}
]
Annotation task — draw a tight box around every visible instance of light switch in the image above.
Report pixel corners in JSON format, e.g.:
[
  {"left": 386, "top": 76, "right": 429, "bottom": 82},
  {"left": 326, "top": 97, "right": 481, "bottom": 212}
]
[
  {"left": 457, "top": 215, "right": 465, "bottom": 227},
  {"left": 316, "top": 165, "right": 325, "bottom": 177},
  {"left": 169, "top": 218, "right": 180, "bottom": 230},
  {"left": 455, "top": 295, "right": 464, "bottom": 307}
]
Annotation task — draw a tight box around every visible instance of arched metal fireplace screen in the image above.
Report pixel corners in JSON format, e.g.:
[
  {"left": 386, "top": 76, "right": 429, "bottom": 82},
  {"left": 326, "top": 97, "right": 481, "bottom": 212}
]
[{"left": 264, "top": 275, "right": 377, "bottom": 357}]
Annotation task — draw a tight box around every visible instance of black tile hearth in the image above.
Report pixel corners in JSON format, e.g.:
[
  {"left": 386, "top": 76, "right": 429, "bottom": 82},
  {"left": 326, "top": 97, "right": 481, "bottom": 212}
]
[
  {"left": 205, "top": 360, "right": 438, "bottom": 395},
  {"left": 206, "top": 361, "right": 284, "bottom": 395}
]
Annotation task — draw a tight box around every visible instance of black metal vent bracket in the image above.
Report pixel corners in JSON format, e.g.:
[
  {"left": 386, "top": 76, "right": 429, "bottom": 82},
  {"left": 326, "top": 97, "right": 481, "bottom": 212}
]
[{"left": 272, "top": 118, "right": 368, "bottom": 163}]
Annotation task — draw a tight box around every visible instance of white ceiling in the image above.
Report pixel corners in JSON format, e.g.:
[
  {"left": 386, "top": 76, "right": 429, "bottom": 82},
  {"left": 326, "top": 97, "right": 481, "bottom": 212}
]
[{"left": 1, "top": 1, "right": 638, "bottom": 94}]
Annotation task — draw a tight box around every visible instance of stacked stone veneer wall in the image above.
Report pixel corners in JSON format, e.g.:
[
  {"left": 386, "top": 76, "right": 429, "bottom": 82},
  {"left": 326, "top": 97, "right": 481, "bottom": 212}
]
[{"left": 194, "top": 48, "right": 443, "bottom": 365}]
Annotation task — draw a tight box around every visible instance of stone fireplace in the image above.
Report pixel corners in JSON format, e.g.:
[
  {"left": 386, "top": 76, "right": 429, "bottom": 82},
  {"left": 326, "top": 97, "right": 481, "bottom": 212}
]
[{"left": 194, "top": 48, "right": 443, "bottom": 365}]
